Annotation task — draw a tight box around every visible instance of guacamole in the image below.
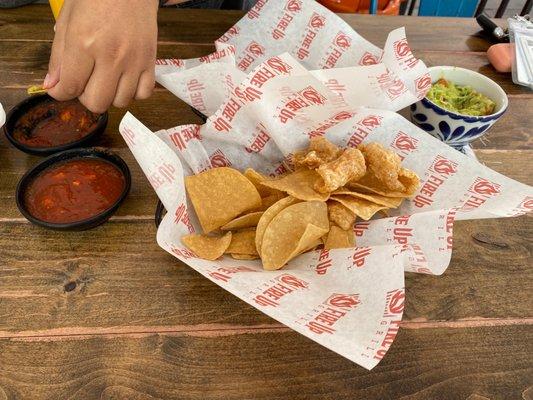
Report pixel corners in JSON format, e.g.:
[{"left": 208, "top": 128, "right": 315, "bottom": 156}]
[{"left": 426, "top": 78, "right": 496, "bottom": 116}]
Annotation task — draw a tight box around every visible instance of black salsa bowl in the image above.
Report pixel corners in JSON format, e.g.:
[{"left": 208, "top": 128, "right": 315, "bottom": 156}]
[
  {"left": 4, "top": 94, "right": 108, "bottom": 156},
  {"left": 16, "top": 147, "right": 131, "bottom": 231}
]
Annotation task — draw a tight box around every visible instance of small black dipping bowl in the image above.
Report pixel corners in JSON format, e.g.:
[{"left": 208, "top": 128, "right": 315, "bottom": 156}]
[
  {"left": 16, "top": 147, "right": 131, "bottom": 231},
  {"left": 4, "top": 94, "right": 108, "bottom": 156}
]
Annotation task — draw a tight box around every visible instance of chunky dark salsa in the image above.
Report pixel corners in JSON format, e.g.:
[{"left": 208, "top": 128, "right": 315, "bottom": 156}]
[
  {"left": 24, "top": 158, "right": 125, "bottom": 224},
  {"left": 12, "top": 99, "right": 100, "bottom": 148}
]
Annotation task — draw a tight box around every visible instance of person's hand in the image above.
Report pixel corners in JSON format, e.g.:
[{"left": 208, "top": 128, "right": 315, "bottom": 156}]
[{"left": 45, "top": 0, "right": 159, "bottom": 113}]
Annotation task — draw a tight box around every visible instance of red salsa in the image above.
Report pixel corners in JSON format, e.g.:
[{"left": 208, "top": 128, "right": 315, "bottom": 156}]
[
  {"left": 13, "top": 99, "right": 100, "bottom": 148},
  {"left": 24, "top": 158, "right": 125, "bottom": 224}
]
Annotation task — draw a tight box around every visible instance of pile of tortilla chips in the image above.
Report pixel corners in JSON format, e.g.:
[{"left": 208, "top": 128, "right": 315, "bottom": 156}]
[{"left": 182, "top": 138, "right": 420, "bottom": 270}]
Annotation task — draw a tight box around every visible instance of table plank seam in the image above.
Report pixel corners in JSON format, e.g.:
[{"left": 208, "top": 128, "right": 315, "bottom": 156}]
[{"left": 1, "top": 318, "right": 532, "bottom": 341}]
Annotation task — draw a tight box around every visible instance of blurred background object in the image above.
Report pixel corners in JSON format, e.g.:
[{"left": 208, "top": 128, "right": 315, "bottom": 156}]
[
  {"left": 316, "top": 0, "right": 403, "bottom": 14},
  {"left": 0, "top": 0, "right": 530, "bottom": 18},
  {"left": 405, "top": 0, "right": 531, "bottom": 17},
  {"left": 316, "top": 0, "right": 531, "bottom": 16}
]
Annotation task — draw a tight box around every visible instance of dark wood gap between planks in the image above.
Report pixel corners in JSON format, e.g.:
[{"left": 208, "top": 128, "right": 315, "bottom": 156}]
[{"left": 1, "top": 317, "right": 533, "bottom": 341}]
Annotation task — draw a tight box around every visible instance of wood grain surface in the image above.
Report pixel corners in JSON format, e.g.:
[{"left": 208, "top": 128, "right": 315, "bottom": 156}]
[{"left": 0, "top": 5, "right": 532, "bottom": 400}]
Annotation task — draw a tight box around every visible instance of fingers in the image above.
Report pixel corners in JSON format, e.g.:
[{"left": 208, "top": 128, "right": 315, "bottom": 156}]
[
  {"left": 112, "top": 67, "right": 155, "bottom": 108},
  {"left": 113, "top": 73, "right": 140, "bottom": 108},
  {"left": 135, "top": 69, "right": 155, "bottom": 100},
  {"left": 78, "top": 62, "right": 121, "bottom": 114},
  {"left": 47, "top": 47, "right": 94, "bottom": 101},
  {"left": 45, "top": 0, "right": 157, "bottom": 111}
]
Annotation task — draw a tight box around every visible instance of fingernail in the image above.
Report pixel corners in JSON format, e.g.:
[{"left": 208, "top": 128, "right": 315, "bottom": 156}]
[{"left": 43, "top": 73, "right": 52, "bottom": 89}]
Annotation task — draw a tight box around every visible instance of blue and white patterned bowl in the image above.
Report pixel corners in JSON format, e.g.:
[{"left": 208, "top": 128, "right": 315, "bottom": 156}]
[{"left": 410, "top": 66, "right": 508, "bottom": 153}]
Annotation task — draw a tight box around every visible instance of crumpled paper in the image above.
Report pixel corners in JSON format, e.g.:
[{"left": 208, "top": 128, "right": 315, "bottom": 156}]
[
  {"left": 155, "top": 0, "right": 430, "bottom": 116},
  {"left": 119, "top": 0, "right": 533, "bottom": 370}
]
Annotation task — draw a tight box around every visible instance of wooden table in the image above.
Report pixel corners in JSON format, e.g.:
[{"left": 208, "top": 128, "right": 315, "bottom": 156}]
[{"left": 1, "top": 6, "right": 532, "bottom": 399}]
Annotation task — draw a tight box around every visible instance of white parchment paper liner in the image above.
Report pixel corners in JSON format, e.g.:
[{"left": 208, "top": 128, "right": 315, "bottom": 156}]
[{"left": 119, "top": 0, "right": 532, "bottom": 370}]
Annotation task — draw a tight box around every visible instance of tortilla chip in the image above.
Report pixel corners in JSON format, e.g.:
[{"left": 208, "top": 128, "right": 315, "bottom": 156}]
[
  {"left": 185, "top": 167, "right": 262, "bottom": 233},
  {"left": 253, "top": 192, "right": 287, "bottom": 211},
  {"left": 330, "top": 195, "right": 388, "bottom": 220},
  {"left": 181, "top": 232, "right": 232, "bottom": 260},
  {"left": 290, "top": 226, "right": 325, "bottom": 257},
  {"left": 261, "top": 201, "right": 329, "bottom": 270},
  {"left": 230, "top": 253, "right": 260, "bottom": 260},
  {"left": 348, "top": 171, "right": 413, "bottom": 198},
  {"left": 324, "top": 225, "right": 355, "bottom": 250},
  {"left": 220, "top": 212, "right": 263, "bottom": 231},
  {"left": 333, "top": 188, "right": 404, "bottom": 208},
  {"left": 260, "top": 169, "right": 329, "bottom": 201},
  {"left": 226, "top": 229, "right": 258, "bottom": 255},
  {"left": 255, "top": 196, "right": 301, "bottom": 256},
  {"left": 327, "top": 201, "right": 356, "bottom": 231},
  {"left": 244, "top": 168, "right": 284, "bottom": 198}
]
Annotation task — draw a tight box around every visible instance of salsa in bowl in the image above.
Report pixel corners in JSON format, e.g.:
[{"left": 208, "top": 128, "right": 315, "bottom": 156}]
[
  {"left": 16, "top": 148, "right": 131, "bottom": 230},
  {"left": 4, "top": 95, "right": 108, "bottom": 156}
]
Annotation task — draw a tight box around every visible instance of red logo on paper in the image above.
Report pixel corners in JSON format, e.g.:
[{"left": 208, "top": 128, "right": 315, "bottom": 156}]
[
  {"left": 432, "top": 157, "right": 458, "bottom": 175},
  {"left": 286, "top": 0, "right": 302, "bottom": 12},
  {"left": 520, "top": 197, "right": 533, "bottom": 211},
  {"left": 334, "top": 33, "right": 351, "bottom": 49},
  {"left": 360, "top": 115, "right": 382, "bottom": 128},
  {"left": 173, "top": 203, "right": 194, "bottom": 233},
  {"left": 169, "top": 245, "right": 196, "bottom": 260},
  {"left": 315, "top": 249, "right": 332, "bottom": 275},
  {"left": 415, "top": 74, "right": 432, "bottom": 91},
  {"left": 472, "top": 179, "right": 501, "bottom": 196},
  {"left": 327, "top": 293, "right": 360, "bottom": 309},
  {"left": 387, "top": 79, "right": 406, "bottom": 97},
  {"left": 121, "top": 126, "right": 136, "bottom": 147},
  {"left": 253, "top": 274, "right": 309, "bottom": 307},
  {"left": 266, "top": 57, "right": 290, "bottom": 74},
  {"left": 278, "top": 273, "right": 308, "bottom": 289},
  {"left": 387, "top": 289, "right": 405, "bottom": 314},
  {"left": 392, "top": 132, "right": 418, "bottom": 152},
  {"left": 461, "top": 177, "right": 501, "bottom": 212},
  {"left": 309, "top": 14, "right": 325, "bottom": 28},
  {"left": 394, "top": 39, "right": 411, "bottom": 57},
  {"left": 209, "top": 149, "right": 231, "bottom": 168},
  {"left": 346, "top": 115, "right": 383, "bottom": 148},
  {"left": 303, "top": 292, "right": 361, "bottom": 334},
  {"left": 354, "top": 221, "right": 370, "bottom": 237},
  {"left": 413, "top": 156, "right": 458, "bottom": 208},
  {"left": 359, "top": 51, "right": 379, "bottom": 66},
  {"left": 247, "top": 42, "right": 265, "bottom": 57},
  {"left": 155, "top": 58, "right": 183, "bottom": 67},
  {"left": 508, "top": 196, "right": 533, "bottom": 216},
  {"left": 352, "top": 247, "right": 371, "bottom": 267},
  {"left": 301, "top": 87, "right": 326, "bottom": 105},
  {"left": 208, "top": 266, "right": 256, "bottom": 283},
  {"left": 333, "top": 111, "right": 354, "bottom": 121}
]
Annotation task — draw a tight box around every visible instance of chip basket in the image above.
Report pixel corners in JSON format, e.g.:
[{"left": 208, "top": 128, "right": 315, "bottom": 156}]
[
  {"left": 155, "top": 199, "right": 165, "bottom": 228},
  {"left": 190, "top": 107, "right": 208, "bottom": 122}
]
